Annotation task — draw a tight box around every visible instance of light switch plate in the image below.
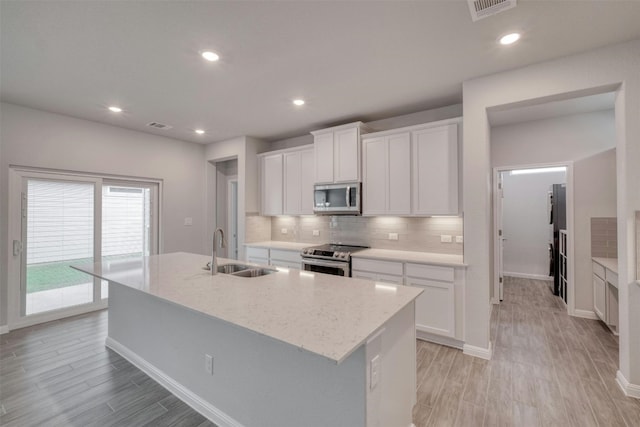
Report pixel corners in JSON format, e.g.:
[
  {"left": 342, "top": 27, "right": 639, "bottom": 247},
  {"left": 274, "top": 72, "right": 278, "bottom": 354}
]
[
  {"left": 205, "top": 354, "right": 213, "bottom": 375},
  {"left": 441, "top": 235, "right": 453, "bottom": 243},
  {"left": 312, "top": 230, "right": 320, "bottom": 236},
  {"left": 456, "top": 235, "right": 464, "bottom": 243},
  {"left": 370, "top": 354, "right": 380, "bottom": 390},
  {"left": 184, "top": 217, "right": 193, "bottom": 226},
  {"left": 281, "top": 228, "right": 288, "bottom": 234},
  {"left": 388, "top": 233, "right": 398, "bottom": 241}
]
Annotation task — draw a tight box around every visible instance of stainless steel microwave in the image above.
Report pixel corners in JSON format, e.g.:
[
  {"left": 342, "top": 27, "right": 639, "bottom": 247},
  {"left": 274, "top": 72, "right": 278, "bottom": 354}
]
[{"left": 313, "top": 182, "right": 361, "bottom": 215}]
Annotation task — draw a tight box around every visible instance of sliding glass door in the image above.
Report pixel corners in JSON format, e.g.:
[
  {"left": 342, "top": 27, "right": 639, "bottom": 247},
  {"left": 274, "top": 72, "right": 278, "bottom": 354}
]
[{"left": 12, "top": 170, "right": 158, "bottom": 324}]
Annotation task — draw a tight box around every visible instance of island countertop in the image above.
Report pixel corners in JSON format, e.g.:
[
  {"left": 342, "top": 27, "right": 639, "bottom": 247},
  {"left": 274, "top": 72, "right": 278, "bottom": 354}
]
[{"left": 73, "top": 252, "right": 422, "bottom": 364}]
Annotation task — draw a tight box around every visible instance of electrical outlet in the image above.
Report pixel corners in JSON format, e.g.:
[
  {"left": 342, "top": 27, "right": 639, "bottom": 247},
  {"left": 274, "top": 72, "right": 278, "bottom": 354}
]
[
  {"left": 456, "top": 235, "right": 464, "bottom": 243},
  {"left": 184, "top": 217, "right": 193, "bottom": 226},
  {"left": 205, "top": 354, "right": 213, "bottom": 375},
  {"left": 388, "top": 233, "right": 398, "bottom": 241},
  {"left": 312, "top": 230, "right": 320, "bottom": 236},
  {"left": 281, "top": 228, "right": 288, "bottom": 234},
  {"left": 440, "top": 235, "right": 452, "bottom": 243},
  {"left": 370, "top": 354, "right": 380, "bottom": 390}
]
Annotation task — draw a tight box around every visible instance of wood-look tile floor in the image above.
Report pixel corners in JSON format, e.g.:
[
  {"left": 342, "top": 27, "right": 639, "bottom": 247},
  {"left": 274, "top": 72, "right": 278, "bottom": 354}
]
[
  {"left": 0, "top": 310, "right": 216, "bottom": 427},
  {"left": 412, "top": 276, "right": 640, "bottom": 427},
  {"left": 2, "top": 278, "right": 639, "bottom": 427}
]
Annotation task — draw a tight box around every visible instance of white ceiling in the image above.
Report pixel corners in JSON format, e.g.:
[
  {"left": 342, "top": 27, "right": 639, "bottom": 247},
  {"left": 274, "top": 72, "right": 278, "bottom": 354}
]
[{"left": 2, "top": 1, "right": 639, "bottom": 144}]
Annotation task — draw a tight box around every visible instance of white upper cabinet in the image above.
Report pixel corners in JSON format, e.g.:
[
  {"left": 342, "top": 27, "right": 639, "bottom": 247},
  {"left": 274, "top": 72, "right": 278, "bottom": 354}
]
[
  {"left": 311, "top": 122, "right": 367, "bottom": 184},
  {"left": 261, "top": 153, "right": 283, "bottom": 216},
  {"left": 284, "top": 148, "right": 314, "bottom": 215},
  {"left": 412, "top": 123, "right": 458, "bottom": 215},
  {"left": 260, "top": 146, "right": 314, "bottom": 216},
  {"left": 362, "top": 132, "right": 411, "bottom": 215},
  {"left": 362, "top": 119, "right": 460, "bottom": 216}
]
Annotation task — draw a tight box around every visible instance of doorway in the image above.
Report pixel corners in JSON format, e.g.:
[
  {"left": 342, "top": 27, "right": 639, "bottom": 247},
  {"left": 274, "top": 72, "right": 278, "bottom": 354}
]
[
  {"left": 214, "top": 159, "right": 238, "bottom": 259},
  {"left": 494, "top": 164, "right": 571, "bottom": 308}
]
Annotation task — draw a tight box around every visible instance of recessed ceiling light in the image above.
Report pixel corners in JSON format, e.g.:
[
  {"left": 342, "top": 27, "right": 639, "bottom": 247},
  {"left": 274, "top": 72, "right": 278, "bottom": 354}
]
[
  {"left": 293, "top": 99, "right": 305, "bottom": 106},
  {"left": 195, "top": 129, "right": 205, "bottom": 135},
  {"left": 108, "top": 106, "right": 122, "bottom": 113},
  {"left": 499, "top": 33, "right": 521, "bottom": 45},
  {"left": 201, "top": 51, "right": 220, "bottom": 62}
]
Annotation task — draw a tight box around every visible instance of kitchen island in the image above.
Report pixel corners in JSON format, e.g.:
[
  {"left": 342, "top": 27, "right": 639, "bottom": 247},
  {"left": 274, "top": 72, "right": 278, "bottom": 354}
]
[{"left": 73, "top": 252, "right": 422, "bottom": 427}]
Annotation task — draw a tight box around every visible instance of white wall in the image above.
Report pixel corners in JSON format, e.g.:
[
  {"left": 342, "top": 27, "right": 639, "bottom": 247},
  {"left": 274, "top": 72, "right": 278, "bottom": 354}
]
[
  {"left": 502, "top": 170, "right": 566, "bottom": 278},
  {"left": 491, "top": 110, "right": 615, "bottom": 167},
  {"left": 463, "top": 39, "right": 640, "bottom": 389},
  {"left": 0, "top": 102, "right": 207, "bottom": 327}
]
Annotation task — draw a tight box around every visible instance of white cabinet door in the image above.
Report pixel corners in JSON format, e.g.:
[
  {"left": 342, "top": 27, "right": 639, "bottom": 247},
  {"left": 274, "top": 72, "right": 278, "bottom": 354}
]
[
  {"left": 334, "top": 127, "right": 360, "bottom": 183},
  {"left": 412, "top": 124, "right": 458, "bottom": 215},
  {"left": 387, "top": 132, "right": 411, "bottom": 215},
  {"left": 261, "top": 154, "right": 283, "bottom": 216},
  {"left": 283, "top": 152, "right": 302, "bottom": 215},
  {"left": 300, "top": 149, "right": 315, "bottom": 215},
  {"left": 314, "top": 132, "right": 334, "bottom": 184},
  {"left": 593, "top": 273, "right": 606, "bottom": 321},
  {"left": 362, "top": 136, "right": 387, "bottom": 215},
  {"left": 407, "top": 277, "right": 455, "bottom": 338}
]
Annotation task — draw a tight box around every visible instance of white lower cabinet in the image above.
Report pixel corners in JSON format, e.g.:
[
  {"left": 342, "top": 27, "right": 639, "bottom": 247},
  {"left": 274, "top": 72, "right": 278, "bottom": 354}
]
[
  {"left": 352, "top": 257, "right": 461, "bottom": 341},
  {"left": 352, "top": 258, "right": 404, "bottom": 285},
  {"left": 269, "top": 249, "right": 302, "bottom": 270},
  {"left": 246, "top": 247, "right": 269, "bottom": 265},
  {"left": 406, "top": 264, "right": 455, "bottom": 338},
  {"left": 592, "top": 260, "right": 619, "bottom": 334},
  {"left": 245, "top": 247, "right": 301, "bottom": 269}
]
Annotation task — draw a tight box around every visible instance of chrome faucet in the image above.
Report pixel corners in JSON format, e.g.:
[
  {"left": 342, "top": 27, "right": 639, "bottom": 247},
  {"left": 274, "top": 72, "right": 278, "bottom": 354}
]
[{"left": 211, "top": 227, "right": 227, "bottom": 275}]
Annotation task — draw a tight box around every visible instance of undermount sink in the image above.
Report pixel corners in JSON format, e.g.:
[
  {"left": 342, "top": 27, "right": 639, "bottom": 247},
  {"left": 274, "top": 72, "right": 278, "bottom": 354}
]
[
  {"left": 229, "top": 268, "right": 277, "bottom": 278},
  {"left": 212, "top": 263, "right": 277, "bottom": 278},
  {"left": 217, "top": 263, "right": 250, "bottom": 274}
]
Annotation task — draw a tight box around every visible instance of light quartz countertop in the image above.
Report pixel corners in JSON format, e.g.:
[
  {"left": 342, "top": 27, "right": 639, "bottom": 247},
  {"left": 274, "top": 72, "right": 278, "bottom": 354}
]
[
  {"left": 245, "top": 241, "right": 310, "bottom": 251},
  {"left": 73, "top": 252, "right": 421, "bottom": 364},
  {"left": 353, "top": 248, "right": 465, "bottom": 268},
  {"left": 593, "top": 257, "right": 618, "bottom": 274}
]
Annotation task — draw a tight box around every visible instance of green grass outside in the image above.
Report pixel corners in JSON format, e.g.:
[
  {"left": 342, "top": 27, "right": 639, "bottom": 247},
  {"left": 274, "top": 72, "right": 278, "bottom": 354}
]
[{"left": 26, "top": 254, "right": 141, "bottom": 294}]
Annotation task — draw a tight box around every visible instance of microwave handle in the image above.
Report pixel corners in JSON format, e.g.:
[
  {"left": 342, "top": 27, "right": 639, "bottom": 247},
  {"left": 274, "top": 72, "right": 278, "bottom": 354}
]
[{"left": 345, "top": 186, "right": 351, "bottom": 207}]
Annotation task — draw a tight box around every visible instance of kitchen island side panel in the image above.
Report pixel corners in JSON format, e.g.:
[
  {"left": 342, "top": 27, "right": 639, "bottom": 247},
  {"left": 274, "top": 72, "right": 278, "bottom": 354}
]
[{"left": 107, "top": 282, "right": 366, "bottom": 427}]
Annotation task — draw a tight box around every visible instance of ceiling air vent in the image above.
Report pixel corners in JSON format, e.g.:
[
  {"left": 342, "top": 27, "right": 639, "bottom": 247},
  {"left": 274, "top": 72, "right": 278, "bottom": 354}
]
[
  {"left": 147, "top": 122, "right": 172, "bottom": 130},
  {"left": 467, "top": 0, "right": 516, "bottom": 21}
]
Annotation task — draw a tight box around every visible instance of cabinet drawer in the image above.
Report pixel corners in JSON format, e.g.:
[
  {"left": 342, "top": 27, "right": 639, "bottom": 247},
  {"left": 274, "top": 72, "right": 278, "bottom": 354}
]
[
  {"left": 270, "top": 249, "right": 301, "bottom": 263},
  {"left": 246, "top": 247, "right": 269, "bottom": 260},
  {"left": 406, "top": 263, "right": 454, "bottom": 282},
  {"left": 270, "top": 259, "right": 301, "bottom": 270},
  {"left": 606, "top": 269, "right": 618, "bottom": 288},
  {"left": 247, "top": 257, "right": 268, "bottom": 266},
  {"left": 351, "top": 258, "right": 403, "bottom": 276},
  {"left": 592, "top": 261, "right": 606, "bottom": 279}
]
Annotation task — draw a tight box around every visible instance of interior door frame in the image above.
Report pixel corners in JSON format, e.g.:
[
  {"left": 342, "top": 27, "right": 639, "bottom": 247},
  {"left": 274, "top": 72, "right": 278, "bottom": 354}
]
[
  {"left": 227, "top": 177, "right": 238, "bottom": 260},
  {"left": 7, "top": 167, "right": 162, "bottom": 331},
  {"left": 492, "top": 161, "right": 575, "bottom": 315}
]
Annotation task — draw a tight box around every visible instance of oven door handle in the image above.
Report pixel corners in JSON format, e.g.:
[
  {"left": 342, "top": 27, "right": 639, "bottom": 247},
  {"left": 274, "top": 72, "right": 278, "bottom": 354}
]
[{"left": 301, "top": 258, "right": 347, "bottom": 269}]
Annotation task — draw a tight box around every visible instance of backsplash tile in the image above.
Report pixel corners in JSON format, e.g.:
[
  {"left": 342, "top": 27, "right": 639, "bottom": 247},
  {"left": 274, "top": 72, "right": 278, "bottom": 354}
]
[
  {"left": 590, "top": 217, "right": 617, "bottom": 258},
  {"left": 245, "top": 214, "right": 272, "bottom": 243},
  {"left": 270, "top": 216, "right": 463, "bottom": 254}
]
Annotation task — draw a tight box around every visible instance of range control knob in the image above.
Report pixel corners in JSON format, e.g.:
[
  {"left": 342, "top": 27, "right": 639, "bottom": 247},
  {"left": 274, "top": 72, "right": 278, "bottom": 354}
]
[{"left": 341, "top": 253, "right": 347, "bottom": 259}]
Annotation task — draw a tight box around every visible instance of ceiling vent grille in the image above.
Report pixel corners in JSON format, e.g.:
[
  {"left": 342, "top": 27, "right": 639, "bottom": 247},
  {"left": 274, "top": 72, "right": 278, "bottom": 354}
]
[
  {"left": 467, "top": 0, "right": 516, "bottom": 21},
  {"left": 147, "top": 122, "right": 172, "bottom": 130}
]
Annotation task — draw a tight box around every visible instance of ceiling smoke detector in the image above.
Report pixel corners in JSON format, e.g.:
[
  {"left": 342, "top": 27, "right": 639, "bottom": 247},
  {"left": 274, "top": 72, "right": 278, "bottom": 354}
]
[
  {"left": 147, "top": 122, "right": 172, "bottom": 130},
  {"left": 467, "top": 0, "right": 517, "bottom": 22}
]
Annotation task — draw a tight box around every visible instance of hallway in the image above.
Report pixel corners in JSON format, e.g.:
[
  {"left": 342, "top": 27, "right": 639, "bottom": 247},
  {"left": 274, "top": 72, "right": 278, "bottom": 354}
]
[{"left": 412, "top": 276, "right": 640, "bottom": 426}]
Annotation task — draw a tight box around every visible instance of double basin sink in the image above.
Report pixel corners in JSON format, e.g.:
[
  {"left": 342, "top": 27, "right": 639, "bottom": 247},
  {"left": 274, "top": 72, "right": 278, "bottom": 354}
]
[{"left": 215, "top": 263, "right": 277, "bottom": 278}]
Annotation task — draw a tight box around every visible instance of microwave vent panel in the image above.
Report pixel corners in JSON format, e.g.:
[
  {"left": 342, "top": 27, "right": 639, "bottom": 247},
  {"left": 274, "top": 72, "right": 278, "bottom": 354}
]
[{"left": 147, "top": 122, "right": 172, "bottom": 130}]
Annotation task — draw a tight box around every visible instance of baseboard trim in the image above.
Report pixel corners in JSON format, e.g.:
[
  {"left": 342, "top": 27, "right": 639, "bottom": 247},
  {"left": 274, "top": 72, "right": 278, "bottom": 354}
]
[
  {"left": 0, "top": 325, "right": 8, "bottom": 335},
  {"left": 463, "top": 343, "right": 492, "bottom": 360},
  {"left": 504, "top": 272, "right": 552, "bottom": 281},
  {"left": 416, "top": 330, "right": 464, "bottom": 350},
  {"left": 106, "top": 337, "right": 244, "bottom": 427},
  {"left": 616, "top": 370, "right": 640, "bottom": 399},
  {"left": 573, "top": 309, "right": 599, "bottom": 320}
]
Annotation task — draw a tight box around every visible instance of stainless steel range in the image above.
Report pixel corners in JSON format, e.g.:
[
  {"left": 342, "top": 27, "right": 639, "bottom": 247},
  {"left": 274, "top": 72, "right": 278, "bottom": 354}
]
[{"left": 300, "top": 243, "right": 369, "bottom": 277}]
